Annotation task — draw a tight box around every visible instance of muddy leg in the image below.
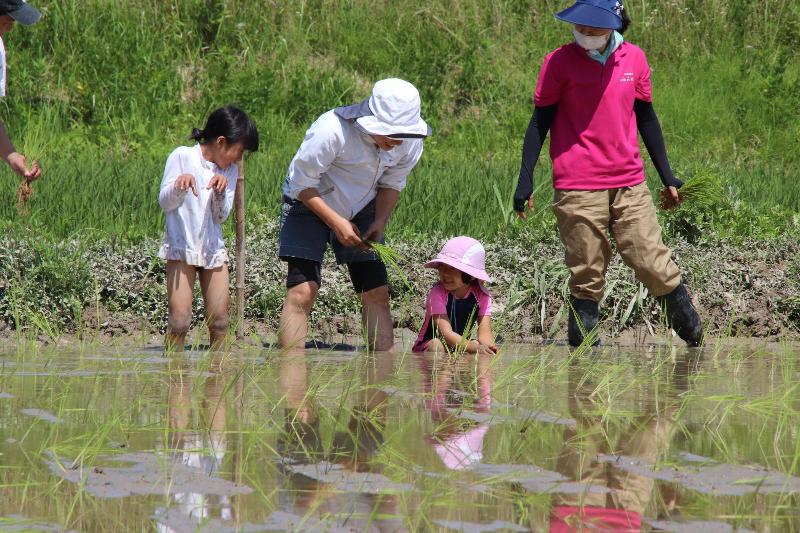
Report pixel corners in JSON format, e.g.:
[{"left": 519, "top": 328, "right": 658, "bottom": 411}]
[
  {"left": 165, "top": 261, "right": 197, "bottom": 352},
  {"left": 359, "top": 285, "right": 394, "bottom": 352},
  {"left": 199, "top": 263, "right": 230, "bottom": 351},
  {"left": 279, "top": 281, "right": 319, "bottom": 352}
]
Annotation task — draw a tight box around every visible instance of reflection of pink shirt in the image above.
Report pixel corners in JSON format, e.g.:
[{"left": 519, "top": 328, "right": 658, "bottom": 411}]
[
  {"left": 413, "top": 282, "right": 492, "bottom": 352},
  {"left": 534, "top": 42, "right": 652, "bottom": 190},
  {"left": 550, "top": 506, "right": 641, "bottom": 532}
]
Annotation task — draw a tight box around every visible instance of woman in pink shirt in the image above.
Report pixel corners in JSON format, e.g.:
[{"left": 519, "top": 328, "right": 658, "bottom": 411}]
[{"left": 514, "top": 0, "right": 702, "bottom": 348}]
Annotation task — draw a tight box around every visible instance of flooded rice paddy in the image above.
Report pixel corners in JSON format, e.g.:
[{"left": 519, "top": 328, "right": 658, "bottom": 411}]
[{"left": 1, "top": 341, "right": 799, "bottom": 531}]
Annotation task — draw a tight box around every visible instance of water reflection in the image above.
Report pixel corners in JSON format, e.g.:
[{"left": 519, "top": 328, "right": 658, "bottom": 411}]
[
  {"left": 277, "top": 352, "right": 404, "bottom": 532},
  {"left": 156, "top": 355, "right": 235, "bottom": 532},
  {"left": 6, "top": 344, "right": 800, "bottom": 530},
  {"left": 419, "top": 352, "right": 492, "bottom": 471},
  {"left": 549, "top": 355, "right": 698, "bottom": 531}
]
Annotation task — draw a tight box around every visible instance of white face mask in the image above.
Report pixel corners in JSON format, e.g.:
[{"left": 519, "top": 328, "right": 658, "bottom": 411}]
[{"left": 573, "top": 29, "right": 610, "bottom": 51}]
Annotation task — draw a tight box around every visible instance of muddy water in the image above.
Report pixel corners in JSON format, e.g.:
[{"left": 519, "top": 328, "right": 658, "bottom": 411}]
[{"left": 1, "top": 343, "right": 799, "bottom": 532}]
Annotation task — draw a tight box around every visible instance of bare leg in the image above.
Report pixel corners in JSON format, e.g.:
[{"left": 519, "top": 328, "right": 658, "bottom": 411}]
[
  {"left": 199, "top": 263, "right": 230, "bottom": 351},
  {"left": 278, "top": 281, "right": 319, "bottom": 352},
  {"left": 359, "top": 285, "right": 394, "bottom": 352},
  {"left": 166, "top": 261, "right": 197, "bottom": 352}
]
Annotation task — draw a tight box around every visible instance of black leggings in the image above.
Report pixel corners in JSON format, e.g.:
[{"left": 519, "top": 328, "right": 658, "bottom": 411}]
[{"left": 286, "top": 258, "right": 387, "bottom": 294}]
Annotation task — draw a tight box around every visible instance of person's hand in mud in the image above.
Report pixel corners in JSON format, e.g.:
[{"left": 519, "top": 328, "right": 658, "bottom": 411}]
[
  {"left": 659, "top": 185, "right": 683, "bottom": 211},
  {"left": 477, "top": 342, "right": 498, "bottom": 356},
  {"left": 207, "top": 173, "right": 228, "bottom": 194},
  {"left": 333, "top": 218, "right": 367, "bottom": 249},
  {"left": 174, "top": 173, "right": 198, "bottom": 196},
  {"left": 516, "top": 195, "right": 534, "bottom": 220},
  {"left": 7, "top": 152, "right": 41, "bottom": 182}
]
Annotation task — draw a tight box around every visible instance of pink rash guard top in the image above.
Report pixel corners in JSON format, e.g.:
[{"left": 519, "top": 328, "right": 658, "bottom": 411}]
[{"left": 413, "top": 281, "right": 492, "bottom": 352}]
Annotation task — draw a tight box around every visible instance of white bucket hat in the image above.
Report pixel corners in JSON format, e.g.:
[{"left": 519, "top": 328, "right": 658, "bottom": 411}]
[{"left": 354, "top": 78, "right": 431, "bottom": 138}]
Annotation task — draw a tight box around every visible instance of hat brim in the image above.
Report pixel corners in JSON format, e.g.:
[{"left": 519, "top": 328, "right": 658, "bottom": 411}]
[
  {"left": 424, "top": 257, "right": 491, "bottom": 282},
  {"left": 433, "top": 425, "right": 488, "bottom": 470},
  {"left": 555, "top": 4, "right": 621, "bottom": 30},
  {"left": 356, "top": 115, "right": 431, "bottom": 138},
  {"left": 8, "top": 4, "right": 42, "bottom": 25}
]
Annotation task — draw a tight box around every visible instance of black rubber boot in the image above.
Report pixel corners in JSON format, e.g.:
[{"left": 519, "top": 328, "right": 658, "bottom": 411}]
[
  {"left": 567, "top": 297, "right": 600, "bottom": 347},
  {"left": 658, "top": 283, "right": 703, "bottom": 347}
]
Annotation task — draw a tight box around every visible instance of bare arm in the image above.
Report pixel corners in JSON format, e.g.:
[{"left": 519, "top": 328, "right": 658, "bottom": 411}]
[
  {"left": 432, "top": 314, "right": 495, "bottom": 354},
  {"left": 476, "top": 315, "right": 496, "bottom": 351}
]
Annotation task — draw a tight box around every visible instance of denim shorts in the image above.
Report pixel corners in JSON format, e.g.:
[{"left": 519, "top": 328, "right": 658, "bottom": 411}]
[{"left": 278, "top": 197, "right": 382, "bottom": 265}]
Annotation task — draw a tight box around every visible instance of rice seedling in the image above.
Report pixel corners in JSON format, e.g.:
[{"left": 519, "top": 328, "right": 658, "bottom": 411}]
[
  {"left": 13, "top": 115, "right": 48, "bottom": 217},
  {"left": 659, "top": 171, "right": 724, "bottom": 211},
  {"left": 368, "top": 241, "right": 413, "bottom": 291}
]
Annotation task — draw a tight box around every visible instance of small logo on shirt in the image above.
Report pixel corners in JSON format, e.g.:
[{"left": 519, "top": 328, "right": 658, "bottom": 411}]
[{"left": 619, "top": 72, "right": 635, "bottom": 83}]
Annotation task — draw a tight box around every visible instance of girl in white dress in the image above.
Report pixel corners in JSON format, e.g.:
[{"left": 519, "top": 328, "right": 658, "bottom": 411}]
[{"left": 158, "top": 106, "right": 259, "bottom": 350}]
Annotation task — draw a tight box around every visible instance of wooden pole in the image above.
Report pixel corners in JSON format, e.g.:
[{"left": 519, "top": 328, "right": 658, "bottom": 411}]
[{"left": 234, "top": 159, "right": 245, "bottom": 340}]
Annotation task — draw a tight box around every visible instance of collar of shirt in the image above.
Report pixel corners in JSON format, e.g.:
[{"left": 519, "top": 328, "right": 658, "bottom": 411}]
[
  {"left": 587, "top": 30, "right": 624, "bottom": 65},
  {"left": 195, "top": 143, "right": 215, "bottom": 171}
]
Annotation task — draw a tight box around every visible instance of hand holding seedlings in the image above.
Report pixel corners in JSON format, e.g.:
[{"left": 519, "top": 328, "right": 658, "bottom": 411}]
[
  {"left": 8, "top": 152, "right": 42, "bottom": 181},
  {"left": 174, "top": 173, "right": 198, "bottom": 197},
  {"left": 659, "top": 174, "right": 719, "bottom": 211},
  {"left": 659, "top": 185, "right": 683, "bottom": 211},
  {"left": 334, "top": 218, "right": 367, "bottom": 249},
  {"left": 361, "top": 219, "right": 386, "bottom": 244},
  {"left": 206, "top": 173, "right": 228, "bottom": 194},
  {"left": 14, "top": 155, "right": 42, "bottom": 216}
]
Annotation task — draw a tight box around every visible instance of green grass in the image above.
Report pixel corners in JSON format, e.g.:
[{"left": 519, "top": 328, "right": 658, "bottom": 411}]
[{"left": 0, "top": 0, "right": 798, "bottom": 241}]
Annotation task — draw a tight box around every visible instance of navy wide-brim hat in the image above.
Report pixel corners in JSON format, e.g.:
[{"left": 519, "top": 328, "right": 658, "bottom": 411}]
[
  {"left": 555, "top": 0, "right": 623, "bottom": 30},
  {"left": 0, "top": 0, "right": 42, "bottom": 25}
]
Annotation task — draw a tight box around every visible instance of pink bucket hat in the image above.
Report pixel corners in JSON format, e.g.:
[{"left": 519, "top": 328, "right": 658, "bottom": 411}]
[
  {"left": 424, "top": 236, "right": 490, "bottom": 282},
  {"left": 433, "top": 424, "right": 489, "bottom": 470}
]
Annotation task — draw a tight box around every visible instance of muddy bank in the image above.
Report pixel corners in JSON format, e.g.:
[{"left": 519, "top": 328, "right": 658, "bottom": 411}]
[{"left": 0, "top": 217, "right": 798, "bottom": 343}]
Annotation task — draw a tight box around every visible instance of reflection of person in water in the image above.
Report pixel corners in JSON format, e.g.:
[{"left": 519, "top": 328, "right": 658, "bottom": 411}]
[
  {"left": 157, "top": 357, "right": 233, "bottom": 531},
  {"left": 549, "top": 358, "right": 693, "bottom": 532},
  {"left": 277, "top": 352, "right": 402, "bottom": 531},
  {"left": 419, "top": 352, "right": 493, "bottom": 471}
]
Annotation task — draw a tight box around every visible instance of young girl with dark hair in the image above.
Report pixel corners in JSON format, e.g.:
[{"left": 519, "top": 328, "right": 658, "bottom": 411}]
[
  {"left": 158, "top": 105, "right": 259, "bottom": 350},
  {"left": 514, "top": 0, "right": 702, "bottom": 348},
  {"left": 413, "top": 237, "right": 497, "bottom": 355}
]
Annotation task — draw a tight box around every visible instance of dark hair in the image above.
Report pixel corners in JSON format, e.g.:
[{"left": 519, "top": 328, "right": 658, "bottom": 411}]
[
  {"left": 461, "top": 272, "right": 475, "bottom": 284},
  {"left": 619, "top": 6, "right": 631, "bottom": 34},
  {"left": 189, "top": 105, "right": 259, "bottom": 152}
]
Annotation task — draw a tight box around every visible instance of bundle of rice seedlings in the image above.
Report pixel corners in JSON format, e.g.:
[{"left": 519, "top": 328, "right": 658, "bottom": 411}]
[
  {"left": 660, "top": 172, "right": 721, "bottom": 211},
  {"left": 15, "top": 113, "right": 48, "bottom": 216},
  {"left": 16, "top": 178, "right": 35, "bottom": 216},
  {"left": 368, "top": 241, "right": 412, "bottom": 290}
]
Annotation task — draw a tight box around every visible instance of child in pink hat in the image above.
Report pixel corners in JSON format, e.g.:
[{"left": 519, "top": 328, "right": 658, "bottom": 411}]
[{"left": 412, "top": 237, "right": 497, "bottom": 355}]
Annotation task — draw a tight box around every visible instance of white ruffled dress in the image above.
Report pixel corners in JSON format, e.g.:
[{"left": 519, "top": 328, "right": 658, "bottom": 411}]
[{"left": 158, "top": 144, "right": 238, "bottom": 268}]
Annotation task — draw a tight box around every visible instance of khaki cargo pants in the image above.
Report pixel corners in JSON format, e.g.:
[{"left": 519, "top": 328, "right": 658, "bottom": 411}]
[{"left": 552, "top": 182, "right": 681, "bottom": 302}]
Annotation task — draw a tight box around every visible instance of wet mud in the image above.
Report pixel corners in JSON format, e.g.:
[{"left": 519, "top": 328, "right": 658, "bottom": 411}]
[{"left": 1, "top": 342, "right": 799, "bottom": 530}]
